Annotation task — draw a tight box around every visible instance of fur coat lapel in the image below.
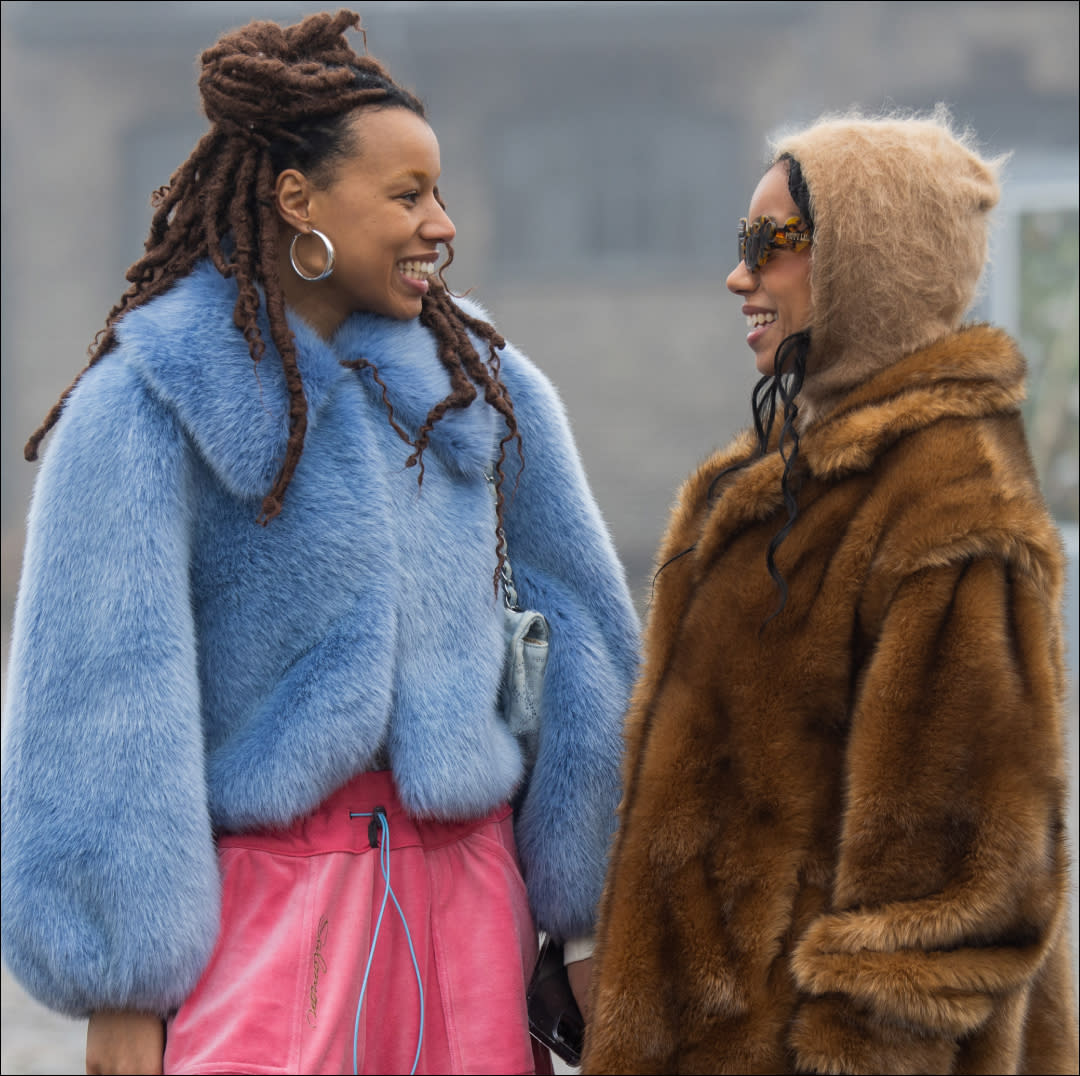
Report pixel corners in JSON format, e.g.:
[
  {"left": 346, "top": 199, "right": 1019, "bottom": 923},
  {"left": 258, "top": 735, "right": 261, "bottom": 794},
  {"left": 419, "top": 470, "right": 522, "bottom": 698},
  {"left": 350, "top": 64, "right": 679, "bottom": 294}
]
[
  {"left": 335, "top": 302, "right": 500, "bottom": 477},
  {"left": 678, "top": 325, "right": 1031, "bottom": 578},
  {"left": 118, "top": 262, "right": 500, "bottom": 498},
  {"left": 803, "top": 323, "right": 1026, "bottom": 479}
]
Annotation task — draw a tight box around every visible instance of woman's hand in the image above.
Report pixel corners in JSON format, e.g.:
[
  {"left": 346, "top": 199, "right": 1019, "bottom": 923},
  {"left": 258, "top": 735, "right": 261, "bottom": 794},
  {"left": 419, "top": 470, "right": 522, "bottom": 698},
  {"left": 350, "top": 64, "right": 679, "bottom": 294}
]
[
  {"left": 566, "top": 956, "right": 594, "bottom": 1024},
  {"left": 86, "top": 1009, "right": 165, "bottom": 1075}
]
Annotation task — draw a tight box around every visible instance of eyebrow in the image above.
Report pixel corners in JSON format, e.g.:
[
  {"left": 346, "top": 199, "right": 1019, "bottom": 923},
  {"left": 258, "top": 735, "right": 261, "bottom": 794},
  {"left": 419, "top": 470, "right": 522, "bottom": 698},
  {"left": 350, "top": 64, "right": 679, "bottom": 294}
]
[{"left": 388, "top": 169, "right": 434, "bottom": 185}]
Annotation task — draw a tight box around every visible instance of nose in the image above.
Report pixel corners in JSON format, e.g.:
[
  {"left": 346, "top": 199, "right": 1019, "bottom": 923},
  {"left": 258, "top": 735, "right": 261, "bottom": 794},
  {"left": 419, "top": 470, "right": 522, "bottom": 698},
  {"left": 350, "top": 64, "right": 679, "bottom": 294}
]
[
  {"left": 423, "top": 197, "right": 456, "bottom": 244},
  {"left": 726, "top": 259, "right": 757, "bottom": 295}
]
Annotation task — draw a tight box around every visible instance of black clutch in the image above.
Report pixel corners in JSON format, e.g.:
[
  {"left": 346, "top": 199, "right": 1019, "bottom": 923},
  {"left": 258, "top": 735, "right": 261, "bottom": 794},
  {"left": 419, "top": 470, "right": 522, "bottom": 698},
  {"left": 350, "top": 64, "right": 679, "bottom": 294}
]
[{"left": 526, "top": 934, "right": 585, "bottom": 1066}]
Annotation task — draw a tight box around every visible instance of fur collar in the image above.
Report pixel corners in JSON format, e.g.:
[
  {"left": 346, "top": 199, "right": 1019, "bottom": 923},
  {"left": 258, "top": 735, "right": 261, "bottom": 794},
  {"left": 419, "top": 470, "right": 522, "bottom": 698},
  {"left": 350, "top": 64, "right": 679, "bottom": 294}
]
[
  {"left": 802, "top": 323, "right": 1025, "bottom": 478},
  {"left": 116, "top": 262, "right": 499, "bottom": 499},
  {"left": 679, "top": 325, "right": 1027, "bottom": 571}
]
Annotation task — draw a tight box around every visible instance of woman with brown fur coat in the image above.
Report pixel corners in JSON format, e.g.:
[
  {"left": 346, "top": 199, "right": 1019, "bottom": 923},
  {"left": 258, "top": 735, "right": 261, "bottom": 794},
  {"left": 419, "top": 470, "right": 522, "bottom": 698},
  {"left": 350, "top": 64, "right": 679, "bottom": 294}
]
[{"left": 583, "top": 111, "right": 1079, "bottom": 1075}]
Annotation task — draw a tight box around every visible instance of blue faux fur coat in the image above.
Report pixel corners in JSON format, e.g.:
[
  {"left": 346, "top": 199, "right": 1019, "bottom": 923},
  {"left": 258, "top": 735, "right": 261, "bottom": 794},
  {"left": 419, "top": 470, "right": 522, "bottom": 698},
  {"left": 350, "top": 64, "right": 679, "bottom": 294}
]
[{"left": 1, "top": 262, "right": 639, "bottom": 1018}]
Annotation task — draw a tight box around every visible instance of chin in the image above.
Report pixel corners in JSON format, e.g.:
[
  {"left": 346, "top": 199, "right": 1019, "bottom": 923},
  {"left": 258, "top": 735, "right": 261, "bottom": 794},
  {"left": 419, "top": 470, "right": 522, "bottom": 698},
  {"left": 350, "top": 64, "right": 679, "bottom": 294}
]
[
  {"left": 394, "top": 297, "right": 425, "bottom": 321},
  {"left": 754, "top": 353, "right": 776, "bottom": 378}
]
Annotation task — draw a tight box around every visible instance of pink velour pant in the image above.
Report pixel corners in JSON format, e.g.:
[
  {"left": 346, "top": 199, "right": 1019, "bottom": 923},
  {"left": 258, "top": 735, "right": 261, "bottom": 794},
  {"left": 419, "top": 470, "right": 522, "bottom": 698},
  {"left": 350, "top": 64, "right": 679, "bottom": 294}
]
[{"left": 164, "top": 770, "right": 542, "bottom": 1075}]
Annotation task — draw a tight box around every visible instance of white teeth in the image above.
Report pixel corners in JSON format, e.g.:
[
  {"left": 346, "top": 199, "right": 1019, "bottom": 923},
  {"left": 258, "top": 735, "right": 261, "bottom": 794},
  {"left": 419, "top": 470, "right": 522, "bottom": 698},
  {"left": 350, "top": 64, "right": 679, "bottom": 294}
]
[
  {"left": 746, "top": 311, "right": 777, "bottom": 328},
  {"left": 399, "top": 260, "right": 435, "bottom": 280}
]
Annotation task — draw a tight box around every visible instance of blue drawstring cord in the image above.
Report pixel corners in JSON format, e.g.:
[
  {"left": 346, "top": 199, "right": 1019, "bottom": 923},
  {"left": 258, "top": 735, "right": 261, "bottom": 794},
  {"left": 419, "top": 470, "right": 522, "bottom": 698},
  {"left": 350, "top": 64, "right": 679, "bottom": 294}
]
[{"left": 348, "top": 807, "right": 425, "bottom": 1076}]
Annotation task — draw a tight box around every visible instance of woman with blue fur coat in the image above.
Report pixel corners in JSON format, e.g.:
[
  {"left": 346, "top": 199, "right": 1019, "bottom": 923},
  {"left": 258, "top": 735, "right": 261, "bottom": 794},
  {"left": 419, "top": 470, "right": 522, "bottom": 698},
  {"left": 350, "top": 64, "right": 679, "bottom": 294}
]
[{"left": 1, "top": 12, "right": 638, "bottom": 1075}]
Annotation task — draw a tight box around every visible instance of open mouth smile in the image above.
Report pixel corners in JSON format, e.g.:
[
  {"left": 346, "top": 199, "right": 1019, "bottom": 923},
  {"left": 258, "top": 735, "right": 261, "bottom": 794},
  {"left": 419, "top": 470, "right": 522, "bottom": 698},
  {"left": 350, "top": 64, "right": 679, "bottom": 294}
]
[
  {"left": 399, "top": 259, "right": 437, "bottom": 284},
  {"left": 746, "top": 311, "right": 777, "bottom": 328}
]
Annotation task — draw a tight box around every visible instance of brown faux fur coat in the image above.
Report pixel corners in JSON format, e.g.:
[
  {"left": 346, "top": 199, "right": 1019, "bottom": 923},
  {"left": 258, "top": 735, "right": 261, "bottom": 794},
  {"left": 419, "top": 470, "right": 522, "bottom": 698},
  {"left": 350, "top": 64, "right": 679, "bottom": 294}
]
[{"left": 584, "top": 326, "right": 1078, "bottom": 1075}]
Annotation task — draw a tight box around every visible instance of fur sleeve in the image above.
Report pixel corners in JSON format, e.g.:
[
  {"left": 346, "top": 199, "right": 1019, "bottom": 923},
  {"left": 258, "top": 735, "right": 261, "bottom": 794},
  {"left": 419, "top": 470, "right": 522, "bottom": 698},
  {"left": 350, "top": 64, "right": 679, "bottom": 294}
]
[
  {"left": 0, "top": 359, "right": 221, "bottom": 1017},
  {"left": 496, "top": 345, "right": 641, "bottom": 940},
  {"left": 788, "top": 556, "right": 1076, "bottom": 1073}
]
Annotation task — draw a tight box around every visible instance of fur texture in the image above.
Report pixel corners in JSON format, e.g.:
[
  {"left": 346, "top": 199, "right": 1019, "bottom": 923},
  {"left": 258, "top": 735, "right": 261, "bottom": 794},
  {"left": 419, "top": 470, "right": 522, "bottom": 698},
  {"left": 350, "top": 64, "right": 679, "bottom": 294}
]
[
  {"left": 584, "top": 326, "right": 1078, "bottom": 1074},
  {"left": 1, "top": 263, "right": 639, "bottom": 1016},
  {"left": 773, "top": 109, "right": 1003, "bottom": 421}
]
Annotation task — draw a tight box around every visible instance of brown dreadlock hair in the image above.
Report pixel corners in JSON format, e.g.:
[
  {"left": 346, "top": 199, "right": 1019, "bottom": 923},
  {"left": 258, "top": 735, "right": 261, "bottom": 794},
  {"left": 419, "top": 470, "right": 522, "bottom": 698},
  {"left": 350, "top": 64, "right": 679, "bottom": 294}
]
[{"left": 24, "top": 9, "right": 522, "bottom": 593}]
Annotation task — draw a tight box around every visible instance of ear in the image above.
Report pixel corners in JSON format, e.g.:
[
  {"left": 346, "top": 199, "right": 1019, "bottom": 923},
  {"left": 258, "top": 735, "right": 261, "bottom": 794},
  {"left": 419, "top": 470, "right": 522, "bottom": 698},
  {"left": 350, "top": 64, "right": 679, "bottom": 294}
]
[{"left": 275, "top": 169, "right": 314, "bottom": 231}]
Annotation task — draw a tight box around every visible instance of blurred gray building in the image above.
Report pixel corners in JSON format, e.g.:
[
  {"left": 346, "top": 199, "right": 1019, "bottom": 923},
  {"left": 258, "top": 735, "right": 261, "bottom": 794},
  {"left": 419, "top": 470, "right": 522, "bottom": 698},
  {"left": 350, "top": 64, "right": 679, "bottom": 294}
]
[{"left": 1, "top": 2, "right": 1077, "bottom": 1070}]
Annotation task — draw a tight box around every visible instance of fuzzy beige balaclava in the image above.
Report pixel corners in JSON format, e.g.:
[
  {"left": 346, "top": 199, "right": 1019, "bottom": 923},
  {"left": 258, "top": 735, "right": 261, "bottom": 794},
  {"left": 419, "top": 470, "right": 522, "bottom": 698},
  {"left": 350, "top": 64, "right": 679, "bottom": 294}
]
[{"left": 772, "top": 108, "right": 1003, "bottom": 416}]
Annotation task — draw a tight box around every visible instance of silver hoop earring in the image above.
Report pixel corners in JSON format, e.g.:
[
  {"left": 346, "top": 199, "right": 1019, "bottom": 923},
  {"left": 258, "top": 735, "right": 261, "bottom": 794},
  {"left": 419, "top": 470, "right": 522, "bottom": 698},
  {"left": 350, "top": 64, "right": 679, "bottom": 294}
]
[{"left": 290, "top": 228, "right": 335, "bottom": 282}]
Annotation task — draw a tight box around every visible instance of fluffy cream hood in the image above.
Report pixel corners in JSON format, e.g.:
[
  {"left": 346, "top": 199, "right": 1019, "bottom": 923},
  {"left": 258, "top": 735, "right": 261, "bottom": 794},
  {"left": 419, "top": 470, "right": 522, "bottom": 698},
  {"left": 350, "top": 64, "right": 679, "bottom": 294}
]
[{"left": 772, "top": 109, "right": 1004, "bottom": 418}]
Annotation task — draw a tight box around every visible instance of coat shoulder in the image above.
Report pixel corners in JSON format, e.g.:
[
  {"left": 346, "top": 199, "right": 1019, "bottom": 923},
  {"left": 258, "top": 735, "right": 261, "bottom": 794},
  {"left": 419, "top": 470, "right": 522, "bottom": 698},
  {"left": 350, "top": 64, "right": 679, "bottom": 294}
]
[{"left": 869, "top": 409, "right": 1063, "bottom": 587}]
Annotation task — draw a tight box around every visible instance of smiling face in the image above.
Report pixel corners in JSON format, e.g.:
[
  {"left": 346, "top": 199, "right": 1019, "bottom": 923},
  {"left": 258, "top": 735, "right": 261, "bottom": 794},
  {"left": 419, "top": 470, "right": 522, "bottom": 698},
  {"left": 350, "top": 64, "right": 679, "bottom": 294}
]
[
  {"left": 276, "top": 106, "right": 455, "bottom": 336},
  {"left": 725, "top": 161, "right": 813, "bottom": 377}
]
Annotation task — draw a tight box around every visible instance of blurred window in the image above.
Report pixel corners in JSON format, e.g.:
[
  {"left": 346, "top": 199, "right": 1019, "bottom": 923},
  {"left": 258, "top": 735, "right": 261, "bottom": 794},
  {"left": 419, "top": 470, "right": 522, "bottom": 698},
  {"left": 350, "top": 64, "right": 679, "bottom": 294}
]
[
  {"left": 989, "top": 160, "right": 1079, "bottom": 524},
  {"left": 490, "top": 113, "right": 735, "bottom": 276}
]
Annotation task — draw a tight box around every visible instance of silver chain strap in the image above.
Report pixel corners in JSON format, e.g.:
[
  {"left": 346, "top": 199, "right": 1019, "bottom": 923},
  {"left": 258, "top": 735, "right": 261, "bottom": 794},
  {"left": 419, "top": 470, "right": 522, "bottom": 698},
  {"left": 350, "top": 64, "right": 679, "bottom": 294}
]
[{"left": 485, "top": 468, "right": 520, "bottom": 610}]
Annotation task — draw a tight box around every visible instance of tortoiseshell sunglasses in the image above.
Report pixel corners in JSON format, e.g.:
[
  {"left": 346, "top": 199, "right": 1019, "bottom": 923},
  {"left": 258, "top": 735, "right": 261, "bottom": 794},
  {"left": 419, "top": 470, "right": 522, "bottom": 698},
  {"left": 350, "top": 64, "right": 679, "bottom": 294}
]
[{"left": 737, "top": 215, "right": 811, "bottom": 271}]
